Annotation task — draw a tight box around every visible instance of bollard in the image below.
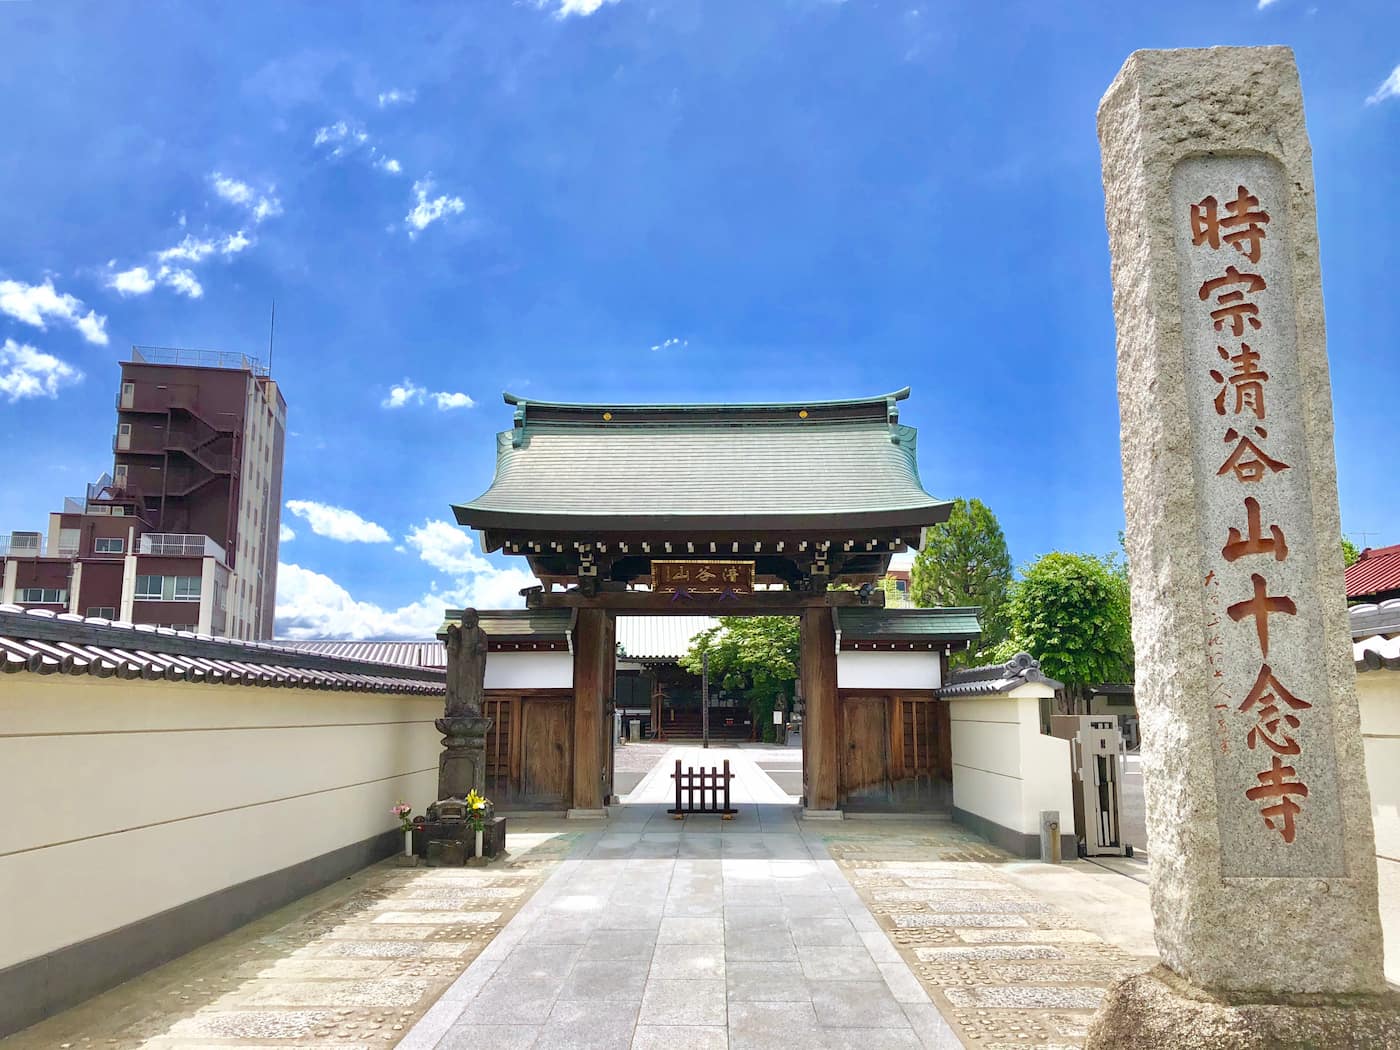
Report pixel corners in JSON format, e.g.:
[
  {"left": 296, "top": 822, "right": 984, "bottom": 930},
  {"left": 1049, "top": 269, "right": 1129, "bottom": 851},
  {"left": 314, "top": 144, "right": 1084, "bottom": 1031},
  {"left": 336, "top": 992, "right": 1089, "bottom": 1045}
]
[{"left": 1040, "top": 810, "right": 1061, "bottom": 864}]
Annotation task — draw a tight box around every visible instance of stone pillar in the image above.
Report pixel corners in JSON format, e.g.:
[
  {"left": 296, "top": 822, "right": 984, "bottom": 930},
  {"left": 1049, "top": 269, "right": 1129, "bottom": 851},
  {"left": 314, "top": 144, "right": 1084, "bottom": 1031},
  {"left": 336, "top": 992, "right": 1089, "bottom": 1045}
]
[
  {"left": 571, "top": 607, "right": 614, "bottom": 816},
  {"left": 801, "top": 607, "right": 839, "bottom": 813},
  {"left": 434, "top": 712, "right": 490, "bottom": 799},
  {"left": 1093, "top": 47, "right": 1398, "bottom": 1045}
]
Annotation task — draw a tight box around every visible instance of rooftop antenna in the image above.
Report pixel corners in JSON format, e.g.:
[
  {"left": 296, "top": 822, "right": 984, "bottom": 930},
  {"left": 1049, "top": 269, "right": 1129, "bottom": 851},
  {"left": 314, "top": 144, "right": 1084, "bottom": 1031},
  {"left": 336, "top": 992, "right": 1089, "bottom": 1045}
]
[{"left": 267, "top": 300, "right": 276, "bottom": 375}]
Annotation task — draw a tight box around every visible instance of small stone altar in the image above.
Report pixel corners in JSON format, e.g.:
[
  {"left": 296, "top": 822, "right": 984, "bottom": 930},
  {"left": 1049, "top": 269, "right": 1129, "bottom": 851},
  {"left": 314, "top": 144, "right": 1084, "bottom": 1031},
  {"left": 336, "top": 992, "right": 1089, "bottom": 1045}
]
[{"left": 414, "top": 608, "right": 507, "bottom": 864}]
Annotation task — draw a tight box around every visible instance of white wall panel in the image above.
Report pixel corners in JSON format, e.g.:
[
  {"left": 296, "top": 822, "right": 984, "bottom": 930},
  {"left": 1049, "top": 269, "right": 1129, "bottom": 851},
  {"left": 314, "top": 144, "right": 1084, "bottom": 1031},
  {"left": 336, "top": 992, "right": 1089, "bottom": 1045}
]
[
  {"left": 484, "top": 651, "right": 574, "bottom": 689},
  {"left": 0, "top": 676, "right": 440, "bottom": 971},
  {"left": 836, "top": 650, "right": 940, "bottom": 690}
]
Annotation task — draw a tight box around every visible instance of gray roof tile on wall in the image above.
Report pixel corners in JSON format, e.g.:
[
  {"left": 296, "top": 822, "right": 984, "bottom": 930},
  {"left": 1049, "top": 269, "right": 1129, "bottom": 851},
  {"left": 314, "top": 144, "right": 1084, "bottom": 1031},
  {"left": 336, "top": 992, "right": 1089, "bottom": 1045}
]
[{"left": 0, "top": 605, "right": 445, "bottom": 694}]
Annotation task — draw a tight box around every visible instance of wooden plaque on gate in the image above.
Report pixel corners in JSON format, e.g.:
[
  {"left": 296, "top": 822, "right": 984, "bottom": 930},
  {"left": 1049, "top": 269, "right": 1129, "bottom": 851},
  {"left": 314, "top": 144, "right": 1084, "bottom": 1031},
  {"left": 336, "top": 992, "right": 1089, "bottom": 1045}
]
[{"left": 652, "top": 559, "right": 755, "bottom": 595}]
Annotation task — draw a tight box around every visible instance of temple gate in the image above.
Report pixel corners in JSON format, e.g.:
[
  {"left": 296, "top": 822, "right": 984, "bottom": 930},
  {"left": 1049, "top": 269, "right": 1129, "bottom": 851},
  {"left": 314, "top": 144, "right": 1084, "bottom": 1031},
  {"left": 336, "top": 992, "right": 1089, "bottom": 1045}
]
[{"left": 450, "top": 389, "right": 972, "bottom": 814}]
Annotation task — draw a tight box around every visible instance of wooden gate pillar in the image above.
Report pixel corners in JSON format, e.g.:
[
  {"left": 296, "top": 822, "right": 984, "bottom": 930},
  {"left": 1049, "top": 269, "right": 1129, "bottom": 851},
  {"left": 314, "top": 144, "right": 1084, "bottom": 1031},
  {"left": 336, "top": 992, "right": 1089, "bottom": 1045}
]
[
  {"left": 801, "top": 607, "right": 839, "bottom": 811},
  {"left": 571, "top": 607, "right": 615, "bottom": 814}
]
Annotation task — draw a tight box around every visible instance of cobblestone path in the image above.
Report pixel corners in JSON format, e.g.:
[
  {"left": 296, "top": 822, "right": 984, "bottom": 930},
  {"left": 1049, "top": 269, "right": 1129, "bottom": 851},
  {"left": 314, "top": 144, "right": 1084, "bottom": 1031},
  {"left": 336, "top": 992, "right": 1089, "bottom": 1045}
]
[
  {"left": 824, "top": 823, "right": 1152, "bottom": 1050},
  {"left": 4, "top": 828, "right": 575, "bottom": 1050}
]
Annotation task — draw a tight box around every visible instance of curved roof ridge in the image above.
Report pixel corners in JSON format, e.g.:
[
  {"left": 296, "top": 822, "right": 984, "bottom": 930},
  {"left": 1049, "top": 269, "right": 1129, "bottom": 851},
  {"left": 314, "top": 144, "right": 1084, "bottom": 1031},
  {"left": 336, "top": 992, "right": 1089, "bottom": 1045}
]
[{"left": 502, "top": 388, "right": 910, "bottom": 411}]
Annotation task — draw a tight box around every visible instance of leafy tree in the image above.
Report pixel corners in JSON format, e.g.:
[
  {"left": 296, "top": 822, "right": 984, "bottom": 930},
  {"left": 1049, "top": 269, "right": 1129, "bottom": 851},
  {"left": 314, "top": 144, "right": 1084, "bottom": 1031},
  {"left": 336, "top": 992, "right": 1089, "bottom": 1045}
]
[
  {"left": 1005, "top": 551, "right": 1134, "bottom": 714},
  {"left": 1342, "top": 537, "right": 1361, "bottom": 568},
  {"left": 910, "top": 498, "right": 1013, "bottom": 646},
  {"left": 680, "top": 617, "right": 799, "bottom": 743}
]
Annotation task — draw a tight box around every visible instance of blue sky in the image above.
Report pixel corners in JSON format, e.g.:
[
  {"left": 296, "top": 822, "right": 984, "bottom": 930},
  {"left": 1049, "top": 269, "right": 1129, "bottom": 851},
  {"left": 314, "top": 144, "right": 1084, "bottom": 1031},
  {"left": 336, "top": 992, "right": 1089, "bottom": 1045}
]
[{"left": 0, "top": 1, "right": 1396, "bottom": 639}]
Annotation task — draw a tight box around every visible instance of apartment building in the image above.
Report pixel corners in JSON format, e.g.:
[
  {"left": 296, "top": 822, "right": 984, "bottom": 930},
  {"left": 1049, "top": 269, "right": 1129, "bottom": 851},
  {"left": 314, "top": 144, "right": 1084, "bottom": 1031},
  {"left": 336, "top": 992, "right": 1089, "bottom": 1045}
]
[{"left": 0, "top": 346, "right": 286, "bottom": 640}]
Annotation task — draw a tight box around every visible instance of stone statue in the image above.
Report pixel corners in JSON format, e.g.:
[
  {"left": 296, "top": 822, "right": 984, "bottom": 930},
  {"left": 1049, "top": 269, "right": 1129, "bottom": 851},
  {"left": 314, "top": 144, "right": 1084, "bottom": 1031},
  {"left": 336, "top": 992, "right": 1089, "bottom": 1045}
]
[
  {"left": 444, "top": 607, "right": 487, "bottom": 718},
  {"left": 431, "top": 608, "right": 493, "bottom": 808}
]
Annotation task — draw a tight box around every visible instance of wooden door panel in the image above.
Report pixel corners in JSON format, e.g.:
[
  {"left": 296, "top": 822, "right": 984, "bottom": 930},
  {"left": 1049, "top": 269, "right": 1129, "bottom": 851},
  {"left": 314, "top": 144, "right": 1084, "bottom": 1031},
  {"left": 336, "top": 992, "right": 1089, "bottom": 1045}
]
[
  {"left": 841, "top": 696, "right": 890, "bottom": 799},
  {"left": 521, "top": 698, "right": 573, "bottom": 806}
]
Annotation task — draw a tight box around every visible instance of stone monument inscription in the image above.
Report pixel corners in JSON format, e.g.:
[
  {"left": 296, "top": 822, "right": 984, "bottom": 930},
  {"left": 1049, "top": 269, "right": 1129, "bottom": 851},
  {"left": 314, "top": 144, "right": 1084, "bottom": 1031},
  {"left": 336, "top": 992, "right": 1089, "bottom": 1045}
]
[{"left": 1173, "top": 155, "right": 1343, "bottom": 876}]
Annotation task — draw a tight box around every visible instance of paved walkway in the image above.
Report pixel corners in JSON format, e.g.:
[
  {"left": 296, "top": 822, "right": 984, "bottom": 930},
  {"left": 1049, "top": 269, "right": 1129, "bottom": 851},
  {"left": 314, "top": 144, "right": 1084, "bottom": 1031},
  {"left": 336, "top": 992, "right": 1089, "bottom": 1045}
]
[{"left": 401, "top": 801, "right": 963, "bottom": 1050}]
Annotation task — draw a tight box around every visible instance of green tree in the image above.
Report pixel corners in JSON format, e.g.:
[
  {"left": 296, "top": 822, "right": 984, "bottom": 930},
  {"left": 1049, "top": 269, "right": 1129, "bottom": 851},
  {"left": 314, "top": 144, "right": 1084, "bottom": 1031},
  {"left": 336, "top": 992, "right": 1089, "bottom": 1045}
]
[
  {"left": 1343, "top": 537, "right": 1361, "bottom": 568},
  {"left": 1006, "top": 551, "right": 1134, "bottom": 714},
  {"left": 910, "top": 498, "right": 1013, "bottom": 646},
  {"left": 680, "top": 617, "right": 799, "bottom": 743}
]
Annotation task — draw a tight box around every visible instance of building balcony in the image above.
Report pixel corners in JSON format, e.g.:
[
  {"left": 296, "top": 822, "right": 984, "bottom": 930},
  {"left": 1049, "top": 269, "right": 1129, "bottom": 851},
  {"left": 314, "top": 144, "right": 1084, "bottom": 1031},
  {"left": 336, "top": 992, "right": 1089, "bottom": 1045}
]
[
  {"left": 0, "top": 535, "right": 45, "bottom": 558},
  {"left": 138, "top": 533, "right": 227, "bottom": 562}
]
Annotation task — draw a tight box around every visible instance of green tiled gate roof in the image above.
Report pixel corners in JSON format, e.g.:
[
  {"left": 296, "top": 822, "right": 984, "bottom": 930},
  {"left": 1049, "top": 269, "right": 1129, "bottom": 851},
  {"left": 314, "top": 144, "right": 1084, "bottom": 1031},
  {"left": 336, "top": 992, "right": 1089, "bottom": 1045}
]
[{"left": 454, "top": 390, "right": 950, "bottom": 534}]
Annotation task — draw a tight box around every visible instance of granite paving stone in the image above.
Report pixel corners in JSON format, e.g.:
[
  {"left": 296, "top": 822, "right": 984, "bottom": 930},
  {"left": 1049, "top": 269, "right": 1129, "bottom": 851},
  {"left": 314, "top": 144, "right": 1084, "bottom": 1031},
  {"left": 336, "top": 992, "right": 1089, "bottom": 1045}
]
[
  {"left": 810, "top": 980, "right": 910, "bottom": 1029},
  {"left": 559, "top": 959, "right": 650, "bottom": 1002},
  {"left": 638, "top": 978, "right": 728, "bottom": 1026},
  {"left": 631, "top": 1023, "right": 729, "bottom": 1049},
  {"left": 536, "top": 999, "right": 639, "bottom": 1050}
]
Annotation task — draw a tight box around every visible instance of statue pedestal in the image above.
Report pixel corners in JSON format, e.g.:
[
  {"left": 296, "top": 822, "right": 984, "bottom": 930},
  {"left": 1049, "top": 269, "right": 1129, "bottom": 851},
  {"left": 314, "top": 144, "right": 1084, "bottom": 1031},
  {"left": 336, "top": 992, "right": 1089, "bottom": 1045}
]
[
  {"left": 412, "top": 816, "right": 508, "bottom": 866},
  {"left": 434, "top": 714, "right": 491, "bottom": 799}
]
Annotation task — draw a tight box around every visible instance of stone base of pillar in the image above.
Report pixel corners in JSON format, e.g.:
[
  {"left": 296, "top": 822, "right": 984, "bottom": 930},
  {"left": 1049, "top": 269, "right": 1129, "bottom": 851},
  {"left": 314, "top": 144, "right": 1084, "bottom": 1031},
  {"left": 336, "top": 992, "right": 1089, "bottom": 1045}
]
[
  {"left": 801, "top": 809, "right": 843, "bottom": 821},
  {"left": 565, "top": 808, "right": 608, "bottom": 820},
  {"left": 1085, "top": 966, "right": 1400, "bottom": 1050}
]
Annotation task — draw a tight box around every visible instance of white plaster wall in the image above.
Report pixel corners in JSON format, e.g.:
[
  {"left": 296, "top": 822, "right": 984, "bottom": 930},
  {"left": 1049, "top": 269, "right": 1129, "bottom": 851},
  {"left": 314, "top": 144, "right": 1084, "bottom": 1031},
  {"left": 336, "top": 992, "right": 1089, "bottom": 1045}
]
[
  {"left": 0, "top": 676, "right": 441, "bottom": 971},
  {"left": 949, "top": 692, "right": 1072, "bottom": 836},
  {"left": 1358, "top": 671, "right": 1400, "bottom": 861},
  {"left": 484, "top": 650, "right": 574, "bottom": 690},
  {"left": 836, "top": 650, "right": 940, "bottom": 690}
]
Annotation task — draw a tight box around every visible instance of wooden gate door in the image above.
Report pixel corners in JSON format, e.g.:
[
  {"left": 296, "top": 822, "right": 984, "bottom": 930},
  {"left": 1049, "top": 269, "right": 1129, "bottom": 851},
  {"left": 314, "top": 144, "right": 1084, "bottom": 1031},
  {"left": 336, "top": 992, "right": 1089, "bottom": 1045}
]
[
  {"left": 520, "top": 698, "right": 573, "bottom": 807},
  {"left": 840, "top": 695, "right": 892, "bottom": 803},
  {"left": 483, "top": 695, "right": 519, "bottom": 801}
]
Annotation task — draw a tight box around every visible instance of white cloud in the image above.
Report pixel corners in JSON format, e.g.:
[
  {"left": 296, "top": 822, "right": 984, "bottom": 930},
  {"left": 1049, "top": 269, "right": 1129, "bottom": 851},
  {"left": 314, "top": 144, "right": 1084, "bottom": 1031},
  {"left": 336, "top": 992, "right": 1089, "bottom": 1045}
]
[
  {"left": 275, "top": 555, "right": 535, "bottom": 640},
  {"left": 0, "top": 338, "right": 83, "bottom": 402},
  {"left": 377, "top": 88, "right": 416, "bottom": 108},
  {"left": 313, "top": 120, "right": 351, "bottom": 147},
  {"left": 1257, "top": 0, "right": 1280, "bottom": 7},
  {"left": 1367, "top": 65, "right": 1400, "bottom": 106},
  {"left": 540, "top": 0, "right": 620, "bottom": 17},
  {"left": 650, "top": 337, "right": 688, "bottom": 352},
  {"left": 252, "top": 196, "right": 283, "bottom": 223},
  {"left": 433, "top": 391, "right": 475, "bottom": 410},
  {"left": 211, "top": 173, "right": 255, "bottom": 206},
  {"left": 221, "top": 230, "right": 252, "bottom": 255},
  {"left": 375, "top": 156, "right": 403, "bottom": 174},
  {"left": 285, "top": 499, "right": 392, "bottom": 543},
  {"left": 405, "top": 520, "right": 494, "bottom": 575},
  {"left": 157, "top": 235, "right": 217, "bottom": 264},
  {"left": 383, "top": 378, "right": 427, "bottom": 408},
  {"left": 279, "top": 524, "right": 296, "bottom": 543},
  {"left": 157, "top": 266, "right": 204, "bottom": 299},
  {"left": 313, "top": 121, "right": 370, "bottom": 160},
  {"left": 405, "top": 178, "right": 465, "bottom": 237},
  {"left": 0, "top": 277, "right": 109, "bottom": 345},
  {"left": 383, "top": 378, "right": 475, "bottom": 410},
  {"left": 210, "top": 172, "right": 282, "bottom": 224},
  {"left": 108, "top": 266, "right": 156, "bottom": 296}
]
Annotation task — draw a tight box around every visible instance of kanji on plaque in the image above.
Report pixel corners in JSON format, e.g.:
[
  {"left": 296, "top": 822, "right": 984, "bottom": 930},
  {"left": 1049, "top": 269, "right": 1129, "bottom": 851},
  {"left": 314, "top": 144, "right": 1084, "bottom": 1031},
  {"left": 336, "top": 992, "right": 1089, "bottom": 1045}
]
[
  {"left": 1219, "top": 426, "right": 1289, "bottom": 482},
  {"left": 1226, "top": 573, "right": 1297, "bottom": 657},
  {"left": 1199, "top": 267, "right": 1267, "bottom": 336},
  {"left": 1190, "top": 185, "right": 1271, "bottom": 263},
  {"left": 1174, "top": 155, "right": 1345, "bottom": 873},
  {"left": 1239, "top": 664, "right": 1312, "bottom": 755},
  {"left": 1222, "top": 497, "right": 1288, "bottom": 563},
  {"left": 1211, "top": 344, "right": 1269, "bottom": 419},
  {"left": 652, "top": 560, "right": 755, "bottom": 595},
  {"left": 1245, "top": 754, "right": 1309, "bottom": 844}
]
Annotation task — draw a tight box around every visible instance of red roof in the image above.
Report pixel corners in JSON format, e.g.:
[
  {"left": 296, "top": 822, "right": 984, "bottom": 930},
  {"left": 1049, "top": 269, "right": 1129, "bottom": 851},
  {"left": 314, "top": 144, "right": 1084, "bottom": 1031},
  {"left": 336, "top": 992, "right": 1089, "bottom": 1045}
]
[{"left": 1346, "top": 544, "right": 1400, "bottom": 600}]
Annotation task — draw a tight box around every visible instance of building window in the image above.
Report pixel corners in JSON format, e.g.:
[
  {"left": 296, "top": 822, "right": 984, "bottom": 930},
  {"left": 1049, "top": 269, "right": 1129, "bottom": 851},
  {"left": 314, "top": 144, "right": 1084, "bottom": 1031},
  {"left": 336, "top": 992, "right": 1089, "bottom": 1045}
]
[
  {"left": 94, "top": 537, "right": 125, "bottom": 554},
  {"left": 135, "top": 575, "right": 202, "bottom": 601},
  {"left": 86, "top": 606, "right": 117, "bottom": 619},
  {"left": 18, "top": 588, "right": 67, "bottom": 604}
]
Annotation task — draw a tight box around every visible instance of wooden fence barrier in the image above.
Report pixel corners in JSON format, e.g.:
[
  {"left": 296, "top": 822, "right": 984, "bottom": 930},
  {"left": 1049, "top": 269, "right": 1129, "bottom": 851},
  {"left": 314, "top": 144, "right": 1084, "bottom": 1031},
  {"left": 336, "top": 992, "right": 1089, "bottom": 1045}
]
[{"left": 668, "top": 759, "right": 737, "bottom": 818}]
